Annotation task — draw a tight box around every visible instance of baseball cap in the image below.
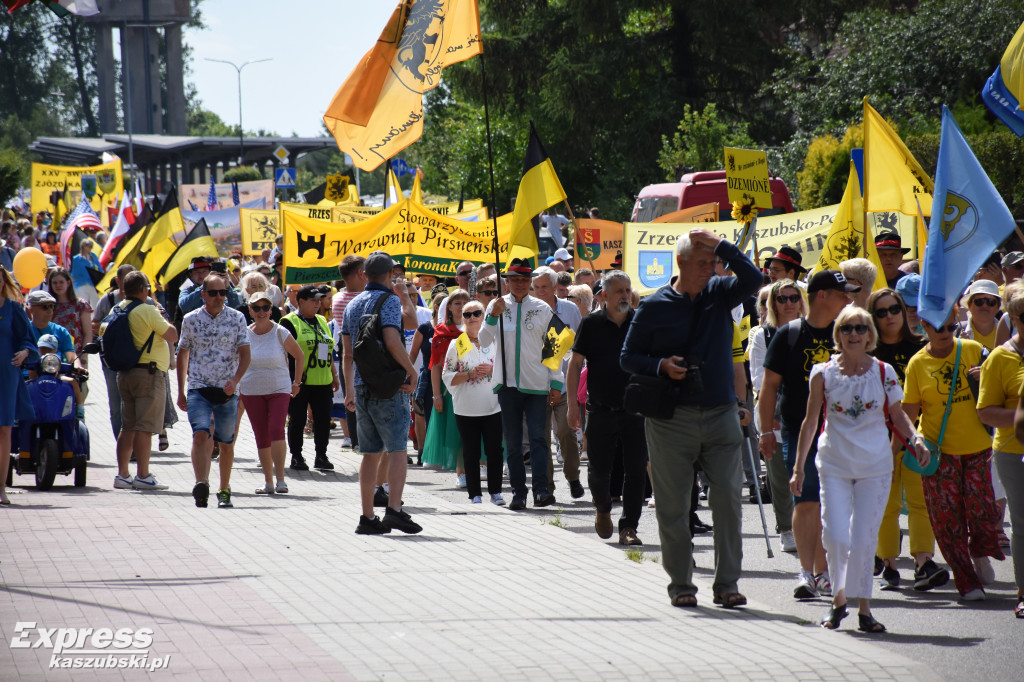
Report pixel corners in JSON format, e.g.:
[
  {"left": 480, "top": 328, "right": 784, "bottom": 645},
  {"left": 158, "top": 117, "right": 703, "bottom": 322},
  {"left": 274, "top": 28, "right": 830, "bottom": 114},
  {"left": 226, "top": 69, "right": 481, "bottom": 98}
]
[
  {"left": 364, "top": 251, "right": 395, "bottom": 277},
  {"left": 553, "top": 247, "right": 571, "bottom": 261},
  {"left": 296, "top": 284, "right": 326, "bottom": 300},
  {"left": 1001, "top": 251, "right": 1024, "bottom": 268},
  {"left": 189, "top": 256, "right": 212, "bottom": 271},
  {"left": 26, "top": 290, "right": 56, "bottom": 305},
  {"left": 248, "top": 291, "right": 273, "bottom": 306},
  {"left": 37, "top": 333, "right": 58, "bottom": 351},
  {"left": 895, "top": 273, "right": 921, "bottom": 307},
  {"left": 806, "top": 269, "right": 860, "bottom": 294}
]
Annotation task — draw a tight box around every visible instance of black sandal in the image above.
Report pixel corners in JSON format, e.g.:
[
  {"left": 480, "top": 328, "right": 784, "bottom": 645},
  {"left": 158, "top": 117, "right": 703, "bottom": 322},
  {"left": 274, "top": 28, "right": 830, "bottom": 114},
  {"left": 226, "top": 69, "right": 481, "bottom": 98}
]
[
  {"left": 1014, "top": 597, "right": 1024, "bottom": 619},
  {"left": 820, "top": 603, "right": 848, "bottom": 629},
  {"left": 858, "top": 613, "right": 887, "bottom": 633}
]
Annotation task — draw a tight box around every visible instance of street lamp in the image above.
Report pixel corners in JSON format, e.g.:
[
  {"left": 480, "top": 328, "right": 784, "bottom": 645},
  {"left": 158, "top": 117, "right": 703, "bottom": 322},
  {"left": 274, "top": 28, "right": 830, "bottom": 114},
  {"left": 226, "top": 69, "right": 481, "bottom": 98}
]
[{"left": 203, "top": 57, "right": 273, "bottom": 167}]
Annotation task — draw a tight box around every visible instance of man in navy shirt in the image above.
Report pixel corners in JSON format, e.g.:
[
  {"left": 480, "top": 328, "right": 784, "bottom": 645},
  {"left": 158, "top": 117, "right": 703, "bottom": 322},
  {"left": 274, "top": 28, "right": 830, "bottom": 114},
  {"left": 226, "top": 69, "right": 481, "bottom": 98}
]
[{"left": 621, "top": 228, "right": 761, "bottom": 609}]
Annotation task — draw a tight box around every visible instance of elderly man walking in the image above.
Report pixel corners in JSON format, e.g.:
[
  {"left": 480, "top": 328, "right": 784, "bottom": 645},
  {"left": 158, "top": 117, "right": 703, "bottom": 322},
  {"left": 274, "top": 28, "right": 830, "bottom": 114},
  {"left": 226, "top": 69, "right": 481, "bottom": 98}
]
[
  {"left": 621, "top": 228, "right": 762, "bottom": 608},
  {"left": 177, "top": 272, "right": 251, "bottom": 509}
]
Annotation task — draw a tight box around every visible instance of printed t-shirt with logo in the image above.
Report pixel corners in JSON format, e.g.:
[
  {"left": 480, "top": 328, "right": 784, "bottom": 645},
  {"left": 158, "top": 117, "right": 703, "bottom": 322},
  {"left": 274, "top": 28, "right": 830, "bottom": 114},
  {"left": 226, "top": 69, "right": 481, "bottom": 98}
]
[
  {"left": 903, "top": 339, "right": 990, "bottom": 455},
  {"left": 763, "top": 318, "right": 836, "bottom": 432}
]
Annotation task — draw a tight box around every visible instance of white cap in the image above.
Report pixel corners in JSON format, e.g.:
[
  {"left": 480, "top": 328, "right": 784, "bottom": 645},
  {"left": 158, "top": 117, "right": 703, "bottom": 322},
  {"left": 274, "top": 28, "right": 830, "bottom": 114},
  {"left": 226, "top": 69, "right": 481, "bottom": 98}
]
[
  {"left": 962, "top": 279, "right": 1000, "bottom": 305},
  {"left": 553, "top": 247, "right": 571, "bottom": 261}
]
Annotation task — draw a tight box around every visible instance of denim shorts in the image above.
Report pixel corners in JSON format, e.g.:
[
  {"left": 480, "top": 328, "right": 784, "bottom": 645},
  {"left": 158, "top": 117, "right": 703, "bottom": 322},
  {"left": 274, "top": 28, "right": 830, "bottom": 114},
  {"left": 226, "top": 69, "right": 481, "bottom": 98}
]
[
  {"left": 782, "top": 428, "right": 821, "bottom": 504},
  {"left": 186, "top": 389, "right": 239, "bottom": 444},
  {"left": 355, "top": 384, "right": 410, "bottom": 455}
]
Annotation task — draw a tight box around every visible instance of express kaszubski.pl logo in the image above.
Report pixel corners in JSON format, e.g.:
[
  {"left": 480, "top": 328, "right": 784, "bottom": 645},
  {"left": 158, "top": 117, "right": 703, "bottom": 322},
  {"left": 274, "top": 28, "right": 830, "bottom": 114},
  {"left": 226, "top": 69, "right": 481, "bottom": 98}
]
[{"left": 10, "top": 622, "right": 171, "bottom": 671}]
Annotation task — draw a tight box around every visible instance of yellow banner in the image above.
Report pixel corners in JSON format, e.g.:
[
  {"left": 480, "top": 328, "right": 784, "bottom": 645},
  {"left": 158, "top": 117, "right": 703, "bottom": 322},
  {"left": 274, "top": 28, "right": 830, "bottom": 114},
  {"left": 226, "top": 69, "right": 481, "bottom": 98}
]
[
  {"left": 281, "top": 198, "right": 484, "bottom": 223},
  {"left": 239, "top": 208, "right": 280, "bottom": 256},
  {"left": 31, "top": 160, "right": 123, "bottom": 217},
  {"left": 724, "top": 147, "right": 771, "bottom": 208},
  {"left": 282, "top": 198, "right": 519, "bottom": 284}
]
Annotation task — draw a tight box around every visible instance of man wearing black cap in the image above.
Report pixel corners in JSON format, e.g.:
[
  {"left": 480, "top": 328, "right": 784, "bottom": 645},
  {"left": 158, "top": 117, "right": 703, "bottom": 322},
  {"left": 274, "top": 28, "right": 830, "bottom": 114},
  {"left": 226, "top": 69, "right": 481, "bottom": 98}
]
[
  {"left": 480, "top": 257, "right": 564, "bottom": 510},
  {"left": 342, "top": 251, "right": 422, "bottom": 534},
  {"left": 874, "top": 230, "right": 910, "bottom": 289},
  {"left": 759, "top": 269, "right": 859, "bottom": 600},
  {"left": 281, "top": 284, "right": 340, "bottom": 472},
  {"left": 764, "top": 246, "right": 807, "bottom": 284}
]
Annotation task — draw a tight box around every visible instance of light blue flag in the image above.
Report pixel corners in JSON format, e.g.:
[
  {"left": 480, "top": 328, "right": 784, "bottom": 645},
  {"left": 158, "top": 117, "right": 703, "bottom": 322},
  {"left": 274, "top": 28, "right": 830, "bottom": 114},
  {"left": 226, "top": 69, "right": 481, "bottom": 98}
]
[{"left": 919, "top": 106, "right": 1015, "bottom": 328}]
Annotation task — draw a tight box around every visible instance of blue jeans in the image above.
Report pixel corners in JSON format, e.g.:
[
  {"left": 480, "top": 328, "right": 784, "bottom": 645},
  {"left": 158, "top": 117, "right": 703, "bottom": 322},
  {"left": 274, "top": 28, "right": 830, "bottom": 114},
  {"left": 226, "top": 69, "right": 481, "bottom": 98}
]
[
  {"left": 186, "top": 390, "right": 239, "bottom": 444},
  {"left": 354, "top": 385, "right": 410, "bottom": 454},
  {"left": 497, "top": 387, "right": 548, "bottom": 500},
  {"left": 782, "top": 428, "right": 820, "bottom": 504}
]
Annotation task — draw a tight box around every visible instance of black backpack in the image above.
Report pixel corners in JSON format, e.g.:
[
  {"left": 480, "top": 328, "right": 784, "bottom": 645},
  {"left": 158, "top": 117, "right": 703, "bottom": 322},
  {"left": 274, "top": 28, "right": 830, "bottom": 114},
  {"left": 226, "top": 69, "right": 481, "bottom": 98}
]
[
  {"left": 98, "top": 300, "right": 154, "bottom": 371},
  {"left": 352, "top": 292, "right": 406, "bottom": 399}
]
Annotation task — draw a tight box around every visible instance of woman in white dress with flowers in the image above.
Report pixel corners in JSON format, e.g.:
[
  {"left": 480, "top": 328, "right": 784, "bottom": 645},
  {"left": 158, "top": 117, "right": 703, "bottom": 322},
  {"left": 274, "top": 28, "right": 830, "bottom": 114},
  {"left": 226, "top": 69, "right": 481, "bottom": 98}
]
[{"left": 792, "top": 306, "right": 928, "bottom": 633}]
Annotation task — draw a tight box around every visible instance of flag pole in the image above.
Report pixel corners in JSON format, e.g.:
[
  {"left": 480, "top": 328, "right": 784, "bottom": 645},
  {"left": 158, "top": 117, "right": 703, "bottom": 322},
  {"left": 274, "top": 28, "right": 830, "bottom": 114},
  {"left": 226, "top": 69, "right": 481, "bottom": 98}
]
[
  {"left": 561, "top": 200, "right": 596, "bottom": 272},
  {"left": 479, "top": 50, "right": 508, "bottom": 388}
]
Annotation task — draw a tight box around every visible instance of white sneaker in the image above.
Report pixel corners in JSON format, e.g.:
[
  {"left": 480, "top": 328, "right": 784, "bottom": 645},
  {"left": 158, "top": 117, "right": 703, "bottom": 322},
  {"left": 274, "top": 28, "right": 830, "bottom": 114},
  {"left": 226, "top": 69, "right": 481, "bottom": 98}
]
[
  {"left": 114, "top": 475, "right": 134, "bottom": 489},
  {"left": 456, "top": 473, "right": 466, "bottom": 488},
  {"left": 793, "top": 571, "right": 819, "bottom": 599},
  {"left": 648, "top": 496, "right": 656, "bottom": 508},
  {"left": 972, "top": 556, "right": 996, "bottom": 585},
  {"left": 340, "top": 437, "right": 352, "bottom": 449},
  {"left": 555, "top": 444, "right": 564, "bottom": 464},
  {"left": 491, "top": 493, "right": 506, "bottom": 506},
  {"left": 471, "top": 496, "right": 482, "bottom": 504},
  {"left": 579, "top": 450, "right": 588, "bottom": 462},
  {"left": 780, "top": 530, "right": 797, "bottom": 553},
  {"left": 479, "top": 465, "right": 487, "bottom": 480},
  {"left": 961, "top": 588, "right": 986, "bottom": 601},
  {"left": 814, "top": 571, "right": 832, "bottom": 597},
  {"left": 131, "top": 474, "right": 168, "bottom": 491}
]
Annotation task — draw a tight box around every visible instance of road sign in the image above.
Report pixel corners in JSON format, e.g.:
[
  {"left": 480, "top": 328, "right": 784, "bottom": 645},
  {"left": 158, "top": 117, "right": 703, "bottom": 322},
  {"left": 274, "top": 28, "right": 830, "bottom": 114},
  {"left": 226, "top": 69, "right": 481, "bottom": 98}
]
[
  {"left": 272, "top": 145, "right": 289, "bottom": 163},
  {"left": 275, "top": 167, "right": 296, "bottom": 188}
]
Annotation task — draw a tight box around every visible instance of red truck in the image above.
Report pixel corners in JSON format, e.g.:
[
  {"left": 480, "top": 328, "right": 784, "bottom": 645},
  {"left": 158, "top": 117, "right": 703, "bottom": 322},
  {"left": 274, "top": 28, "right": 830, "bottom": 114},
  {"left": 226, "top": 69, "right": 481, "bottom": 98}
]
[{"left": 631, "top": 170, "right": 795, "bottom": 222}]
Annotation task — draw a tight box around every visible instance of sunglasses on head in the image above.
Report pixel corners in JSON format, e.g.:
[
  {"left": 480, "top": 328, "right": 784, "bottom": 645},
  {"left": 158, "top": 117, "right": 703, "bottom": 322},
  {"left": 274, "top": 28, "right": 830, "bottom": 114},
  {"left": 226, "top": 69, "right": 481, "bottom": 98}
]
[
  {"left": 873, "top": 303, "right": 902, "bottom": 318},
  {"left": 204, "top": 288, "right": 229, "bottom": 297},
  {"left": 775, "top": 293, "right": 801, "bottom": 304},
  {"left": 971, "top": 296, "right": 1000, "bottom": 307},
  {"left": 463, "top": 310, "right": 483, "bottom": 318},
  {"left": 479, "top": 289, "right": 498, "bottom": 297},
  {"left": 838, "top": 324, "right": 870, "bottom": 335},
  {"left": 250, "top": 304, "right": 271, "bottom": 312}
]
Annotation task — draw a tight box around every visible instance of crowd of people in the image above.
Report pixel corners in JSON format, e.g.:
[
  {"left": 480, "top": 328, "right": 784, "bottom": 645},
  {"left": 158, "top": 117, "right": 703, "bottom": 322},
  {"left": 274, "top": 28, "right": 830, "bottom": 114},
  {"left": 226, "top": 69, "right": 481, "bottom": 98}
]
[{"left": 1, "top": 205, "right": 1021, "bottom": 627}]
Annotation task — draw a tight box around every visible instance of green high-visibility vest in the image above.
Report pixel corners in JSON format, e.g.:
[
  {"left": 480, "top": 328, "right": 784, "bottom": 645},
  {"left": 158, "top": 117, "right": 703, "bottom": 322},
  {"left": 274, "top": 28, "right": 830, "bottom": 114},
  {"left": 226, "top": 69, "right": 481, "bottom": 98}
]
[{"left": 282, "top": 312, "right": 334, "bottom": 386}]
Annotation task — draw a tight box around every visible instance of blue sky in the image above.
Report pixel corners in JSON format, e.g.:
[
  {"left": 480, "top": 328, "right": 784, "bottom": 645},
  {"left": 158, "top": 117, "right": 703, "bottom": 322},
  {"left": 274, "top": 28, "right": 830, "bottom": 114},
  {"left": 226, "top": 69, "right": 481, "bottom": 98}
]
[{"left": 185, "top": 1, "right": 395, "bottom": 138}]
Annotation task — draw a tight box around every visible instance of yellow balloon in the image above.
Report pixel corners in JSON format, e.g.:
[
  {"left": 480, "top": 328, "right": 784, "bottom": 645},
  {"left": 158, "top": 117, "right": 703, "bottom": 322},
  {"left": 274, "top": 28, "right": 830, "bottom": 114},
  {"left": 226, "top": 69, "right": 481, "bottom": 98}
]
[{"left": 12, "top": 247, "right": 48, "bottom": 289}]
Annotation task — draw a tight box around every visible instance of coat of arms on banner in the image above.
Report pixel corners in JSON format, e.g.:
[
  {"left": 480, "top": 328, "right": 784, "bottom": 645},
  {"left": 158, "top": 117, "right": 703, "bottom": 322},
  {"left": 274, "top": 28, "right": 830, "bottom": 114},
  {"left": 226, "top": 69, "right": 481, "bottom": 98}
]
[
  {"left": 639, "top": 250, "right": 672, "bottom": 289},
  {"left": 325, "top": 173, "right": 350, "bottom": 202},
  {"left": 576, "top": 225, "right": 601, "bottom": 260},
  {"left": 80, "top": 174, "right": 97, "bottom": 198},
  {"left": 97, "top": 169, "right": 117, "bottom": 195}
]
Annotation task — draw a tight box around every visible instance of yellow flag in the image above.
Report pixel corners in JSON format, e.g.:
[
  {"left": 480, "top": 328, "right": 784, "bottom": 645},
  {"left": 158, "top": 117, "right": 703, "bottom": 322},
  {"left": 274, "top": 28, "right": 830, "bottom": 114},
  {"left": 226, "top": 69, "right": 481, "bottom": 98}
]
[
  {"left": 455, "top": 332, "right": 472, "bottom": 358},
  {"left": 323, "top": 0, "right": 482, "bottom": 171},
  {"left": 816, "top": 162, "right": 886, "bottom": 291},
  {"left": 509, "top": 123, "right": 567, "bottom": 258},
  {"left": 863, "top": 99, "right": 934, "bottom": 216},
  {"left": 411, "top": 171, "right": 423, "bottom": 204},
  {"left": 541, "top": 314, "right": 575, "bottom": 371}
]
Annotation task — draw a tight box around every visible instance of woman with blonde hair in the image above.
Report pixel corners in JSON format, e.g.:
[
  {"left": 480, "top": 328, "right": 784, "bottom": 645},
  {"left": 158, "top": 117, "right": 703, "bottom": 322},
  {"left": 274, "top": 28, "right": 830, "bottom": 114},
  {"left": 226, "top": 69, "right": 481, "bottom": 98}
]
[
  {"left": 749, "top": 278, "right": 806, "bottom": 552},
  {"left": 567, "top": 284, "right": 593, "bottom": 319},
  {"left": 0, "top": 266, "right": 38, "bottom": 504},
  {"left": 978, "top": 280, "right": 1024, "bottom": 617},
  {"left": 792, "top": 305, "right": 927, "bottom": 632},
  {"left": 840, "top": 258, "right": 878, "bottom": 310},
  {"left": 70, "top": 238, "right": 101, "bottom": 307}
]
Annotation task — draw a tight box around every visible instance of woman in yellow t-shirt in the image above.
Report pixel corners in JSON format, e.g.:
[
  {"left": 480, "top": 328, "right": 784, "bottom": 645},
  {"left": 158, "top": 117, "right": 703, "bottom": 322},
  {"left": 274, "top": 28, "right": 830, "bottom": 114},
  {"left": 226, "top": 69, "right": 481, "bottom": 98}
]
[
  {"left": 977, "top": 281, "right": 1024, "bottom": 618},
  {"left": 902, "top": 309, "right": 1005, "bottom": 601}
]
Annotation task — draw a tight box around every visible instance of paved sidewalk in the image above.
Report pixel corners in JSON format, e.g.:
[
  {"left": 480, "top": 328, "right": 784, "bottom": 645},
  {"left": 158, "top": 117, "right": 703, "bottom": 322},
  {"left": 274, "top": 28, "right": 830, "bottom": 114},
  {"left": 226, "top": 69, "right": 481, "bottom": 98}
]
[{"left": 0, "top": 371, "right": 934, "bottom": 680}]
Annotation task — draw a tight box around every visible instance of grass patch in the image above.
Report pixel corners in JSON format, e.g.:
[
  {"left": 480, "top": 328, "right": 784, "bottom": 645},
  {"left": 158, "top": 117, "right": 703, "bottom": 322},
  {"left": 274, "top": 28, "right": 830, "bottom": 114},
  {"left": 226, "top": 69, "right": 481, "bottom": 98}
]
[
  {"left": 548, "top": 509, "right": 566, "bottom": 528},
  {"left": 625, "top": 548, "right": 644, "bottom": 563}
]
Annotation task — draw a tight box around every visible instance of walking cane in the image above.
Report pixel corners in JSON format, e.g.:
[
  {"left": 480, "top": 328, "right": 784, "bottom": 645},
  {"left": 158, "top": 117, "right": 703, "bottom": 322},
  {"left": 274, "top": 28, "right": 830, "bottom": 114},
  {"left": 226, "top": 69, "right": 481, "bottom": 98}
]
[{"left": 744, "top": 435, "right": 775, "bottom": 558}]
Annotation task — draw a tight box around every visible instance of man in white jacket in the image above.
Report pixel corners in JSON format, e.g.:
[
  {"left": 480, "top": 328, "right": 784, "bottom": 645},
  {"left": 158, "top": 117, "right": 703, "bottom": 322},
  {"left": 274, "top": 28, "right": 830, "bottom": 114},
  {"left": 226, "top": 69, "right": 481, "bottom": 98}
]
[{"left": 480, "top": 258, "right": 563, "bottom": 510}]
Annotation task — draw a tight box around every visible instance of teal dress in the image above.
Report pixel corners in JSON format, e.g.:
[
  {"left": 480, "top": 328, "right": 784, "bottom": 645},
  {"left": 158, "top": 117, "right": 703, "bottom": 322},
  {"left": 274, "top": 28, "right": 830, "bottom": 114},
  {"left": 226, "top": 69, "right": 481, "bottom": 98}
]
[
  {"left": 421, "top": 385, "right": 463, "bottom": 470},
  {"left": 0, "top": 298, "right": 38, "bottom": 426}
]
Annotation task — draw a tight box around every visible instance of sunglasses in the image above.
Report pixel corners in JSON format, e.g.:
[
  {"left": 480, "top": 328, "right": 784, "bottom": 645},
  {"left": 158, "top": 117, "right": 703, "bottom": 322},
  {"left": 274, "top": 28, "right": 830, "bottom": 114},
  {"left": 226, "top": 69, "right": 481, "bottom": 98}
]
[
  {"left": 457, "top": 270, "right": 473, "bottom": 277},
  {"left": 479, "top": 289, "right": 498, "bottom": 297},
  {"left": 204, "top": 289, "right": 229, "bottom": 297},
  {"left": 970, "top": 297, "right": 1000, "bottom": 307},
  {"left": 873, "top": 304, "right": 902, "bottom": 319},
  {"left": 463, "top": 310, "right": 484, "bottom": 318},
  {"left": 775, "top": 293, "right": 801, "bottom": 304},
  {"left": 838, "top": 324, "right": 870, "bottom": 335},
  {"left": 32, "top": 304, "right": 54, "bottom": 310},
  {"left": 928, "top": 323, "right": 958, "bottom": 333},
  {"left": 250, "top": 304, "right": 271, "bottom": 312}
]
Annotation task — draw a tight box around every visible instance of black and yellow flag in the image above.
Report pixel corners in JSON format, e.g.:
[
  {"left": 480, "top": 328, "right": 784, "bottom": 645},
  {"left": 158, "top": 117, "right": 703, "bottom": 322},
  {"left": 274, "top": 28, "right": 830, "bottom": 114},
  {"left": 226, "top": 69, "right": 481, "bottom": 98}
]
[
  {"left": 158, "top": 219, "right": 217, "bottom": 286},
  {"left": 541, "top": 313, "right": 575, "bottom": 371},
  {"left": 509, "top": 123, "right": 567, "bottom": 258}
]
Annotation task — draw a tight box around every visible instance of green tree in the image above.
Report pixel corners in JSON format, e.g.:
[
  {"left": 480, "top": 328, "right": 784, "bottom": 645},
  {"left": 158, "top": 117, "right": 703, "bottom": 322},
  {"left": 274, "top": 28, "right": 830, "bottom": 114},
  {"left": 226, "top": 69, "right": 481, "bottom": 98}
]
[{"left": 657, "top": 103, "right": 753, "bottom": 180}]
